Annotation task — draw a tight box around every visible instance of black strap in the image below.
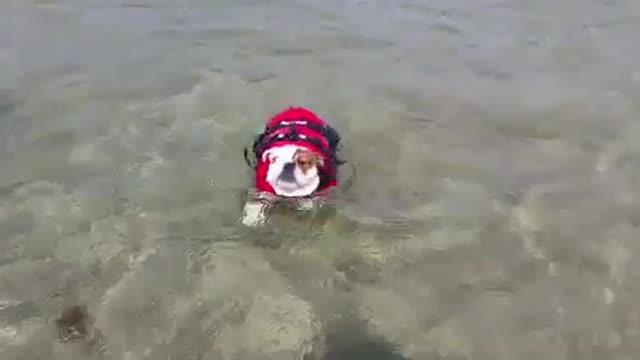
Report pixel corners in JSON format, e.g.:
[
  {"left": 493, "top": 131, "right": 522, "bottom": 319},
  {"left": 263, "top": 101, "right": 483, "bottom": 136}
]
[{"left": 317, "top": 166, "right": 331, "bottom": 191}]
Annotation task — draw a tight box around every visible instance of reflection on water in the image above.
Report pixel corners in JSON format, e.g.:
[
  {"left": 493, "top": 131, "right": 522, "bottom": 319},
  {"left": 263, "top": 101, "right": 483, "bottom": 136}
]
[{"left": 2, "top": 0, "right": 640, "bottom": 359}]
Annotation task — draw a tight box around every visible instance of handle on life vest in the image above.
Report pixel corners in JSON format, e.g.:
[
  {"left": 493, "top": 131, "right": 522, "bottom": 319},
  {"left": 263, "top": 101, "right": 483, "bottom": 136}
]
[
  {"left": 243, "top": 146, "right": 256, "bottom": 170},
  {"left": 244, "top": 128, "right": 267, "bottom": 171}
]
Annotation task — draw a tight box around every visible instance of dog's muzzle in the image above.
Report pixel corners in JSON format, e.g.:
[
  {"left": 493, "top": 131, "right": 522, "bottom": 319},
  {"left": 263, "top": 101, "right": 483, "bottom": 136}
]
[{"left": 278, "top": 162, "right": 297, "bottom": 183}]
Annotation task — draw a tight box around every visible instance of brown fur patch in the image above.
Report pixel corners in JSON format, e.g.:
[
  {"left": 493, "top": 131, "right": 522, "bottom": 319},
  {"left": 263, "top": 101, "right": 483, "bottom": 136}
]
[{"left": 293, "top": 149, "right": 323, "bottom": 174}]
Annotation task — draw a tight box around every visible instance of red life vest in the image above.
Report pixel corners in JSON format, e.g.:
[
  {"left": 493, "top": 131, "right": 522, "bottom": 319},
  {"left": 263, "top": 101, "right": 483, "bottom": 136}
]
[{"left": 250, "top": 107, "right": 341, "bottom": 197}]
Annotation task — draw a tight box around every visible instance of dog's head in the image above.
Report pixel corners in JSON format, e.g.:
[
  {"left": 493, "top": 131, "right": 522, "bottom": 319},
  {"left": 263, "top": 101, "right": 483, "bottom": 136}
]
[{"left": 275, "top": 148, "right": 323, "bottom": 195}]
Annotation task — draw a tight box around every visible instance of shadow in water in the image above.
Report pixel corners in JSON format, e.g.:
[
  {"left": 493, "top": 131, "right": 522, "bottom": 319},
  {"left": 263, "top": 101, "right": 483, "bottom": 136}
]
[
  {"left": 0, "top": 90, "right": 16, "bottom": 116},
  {"left": 321, "top": 318, "right": 409, "bottom": 360}
]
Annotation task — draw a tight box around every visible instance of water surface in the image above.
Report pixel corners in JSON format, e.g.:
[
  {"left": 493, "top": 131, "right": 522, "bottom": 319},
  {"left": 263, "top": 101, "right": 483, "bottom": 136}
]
[{"left": 1, "top": 1, "right": 640, "bottom": 359}]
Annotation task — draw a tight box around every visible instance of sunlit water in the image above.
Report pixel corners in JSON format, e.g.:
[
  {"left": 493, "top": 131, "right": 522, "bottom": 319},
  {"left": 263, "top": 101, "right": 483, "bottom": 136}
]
[{"left": 2, "top": 1, "right": 640, "bottom": 359}]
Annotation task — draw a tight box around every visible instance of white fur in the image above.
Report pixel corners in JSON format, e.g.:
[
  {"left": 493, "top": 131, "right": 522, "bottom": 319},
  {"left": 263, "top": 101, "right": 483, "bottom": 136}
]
[{"left": 263, "top": 144, "right": 320, "bottom": 198}]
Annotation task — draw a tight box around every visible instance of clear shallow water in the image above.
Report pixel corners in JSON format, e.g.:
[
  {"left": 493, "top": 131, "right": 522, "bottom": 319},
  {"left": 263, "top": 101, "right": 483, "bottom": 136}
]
[{"left": 1, "top": 1, "right": 640, "bottom": 359}]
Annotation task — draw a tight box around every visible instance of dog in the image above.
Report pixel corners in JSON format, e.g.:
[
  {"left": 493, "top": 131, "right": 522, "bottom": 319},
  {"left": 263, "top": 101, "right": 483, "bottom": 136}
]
[{"left": 241, "top": 106, "right": 344, "bottom": 226}]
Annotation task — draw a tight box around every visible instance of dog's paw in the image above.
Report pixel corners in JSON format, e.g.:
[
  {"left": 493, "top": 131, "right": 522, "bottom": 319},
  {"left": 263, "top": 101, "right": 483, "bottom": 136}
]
[
  {"left": 296, "top": 198, "right": 315, "bottom": 211},
  {"left": 241, "top": 201, "right": 269, "bottom": 227}
]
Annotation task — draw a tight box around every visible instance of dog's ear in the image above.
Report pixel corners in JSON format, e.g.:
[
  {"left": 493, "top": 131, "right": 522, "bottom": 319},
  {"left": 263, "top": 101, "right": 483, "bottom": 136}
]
[{"left": 293, "top": 149, "right": 324, "bottom": 168}]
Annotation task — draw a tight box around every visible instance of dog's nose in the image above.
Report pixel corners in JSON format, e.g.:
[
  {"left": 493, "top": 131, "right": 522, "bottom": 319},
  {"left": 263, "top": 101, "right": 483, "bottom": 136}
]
[
  {"left": 283, "top": 162, "right": 295, "bottom": 172},
  {"left": 279, "top": 162, "right": 296, "bottom": 182}
]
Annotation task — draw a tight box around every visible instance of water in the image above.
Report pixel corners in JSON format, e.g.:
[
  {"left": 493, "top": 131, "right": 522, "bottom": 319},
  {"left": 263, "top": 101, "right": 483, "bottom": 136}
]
[{"left": 1, "top": 0, "right": 640, "bottom": 359}]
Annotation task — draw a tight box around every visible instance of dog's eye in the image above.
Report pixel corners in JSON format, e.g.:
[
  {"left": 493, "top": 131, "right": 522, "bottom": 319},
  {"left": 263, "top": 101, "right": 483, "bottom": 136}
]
[{"left": 296, "top": 160, "right": 312, "bottom": 166}]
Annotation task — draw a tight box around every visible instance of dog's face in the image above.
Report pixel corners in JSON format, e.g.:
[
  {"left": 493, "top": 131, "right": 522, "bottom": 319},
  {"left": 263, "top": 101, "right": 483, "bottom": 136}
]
[{"left": 275, "top": 148, "right": 323, "bottom": 192}]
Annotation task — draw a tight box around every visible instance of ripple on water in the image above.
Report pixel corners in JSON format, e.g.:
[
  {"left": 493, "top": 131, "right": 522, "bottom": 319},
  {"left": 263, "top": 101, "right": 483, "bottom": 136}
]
[{"left": 1, "top": 0, "right": 640, "bottom": 358}]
